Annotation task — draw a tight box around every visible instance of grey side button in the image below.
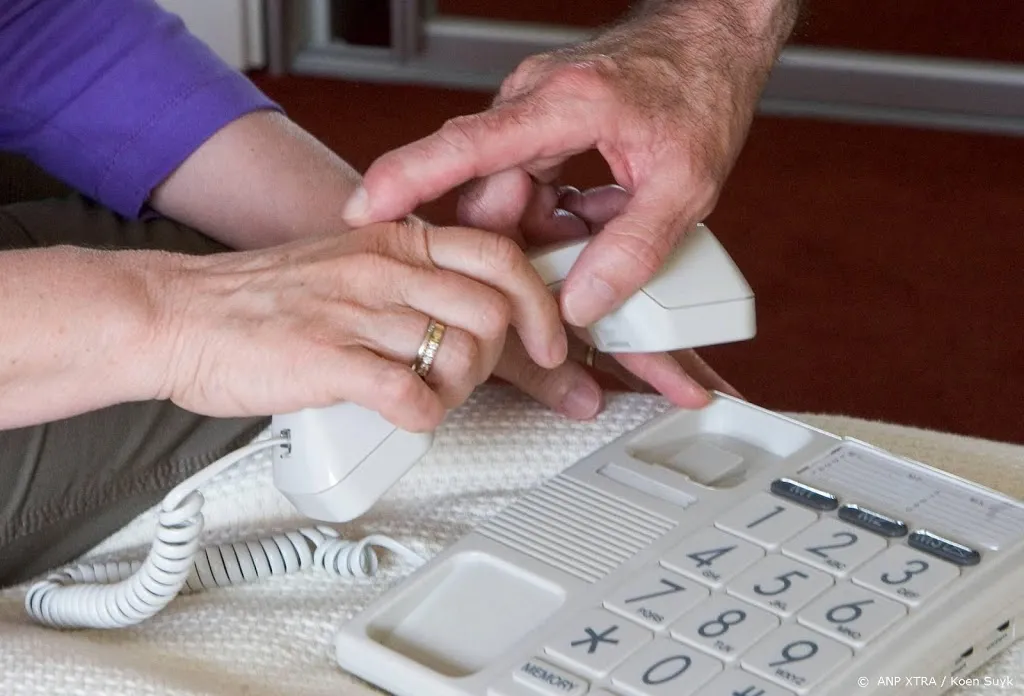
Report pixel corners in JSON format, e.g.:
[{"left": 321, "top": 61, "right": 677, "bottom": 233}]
[
  {"left": 908, "top": 531, "right": 981, "bottom": 566},
  {"left": 512, "top": 657, "right": 588, "bottom": 696},
  {"left": 839, "top": 504, "right": 908, "bottom": 537},
  {"left": 770, "top": 478, "right": 839, "bottom": 511}
]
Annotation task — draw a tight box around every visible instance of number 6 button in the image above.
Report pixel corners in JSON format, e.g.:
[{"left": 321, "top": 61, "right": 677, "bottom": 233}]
[
  {"left": 781, "top": 518, "right": 886, "bottom": 577},
  {"left": 797, "top": 582, "right": 906, "bottom": 648}
]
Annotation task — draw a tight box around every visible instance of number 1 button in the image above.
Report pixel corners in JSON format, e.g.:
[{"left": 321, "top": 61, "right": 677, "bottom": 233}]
[
  {"left": 741, "top": 624, "right": 852, "bottom": 695},
  {"left": 716, "top": 492, "right": 818, "bottom": 550},
  {"left": 605, "top": 567, "right": 710, "bottom": 631}
]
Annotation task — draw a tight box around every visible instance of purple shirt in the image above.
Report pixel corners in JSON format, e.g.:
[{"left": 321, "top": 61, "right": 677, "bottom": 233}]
[{"left": 0, "top": 0, "right": 280, "bottom": 217}]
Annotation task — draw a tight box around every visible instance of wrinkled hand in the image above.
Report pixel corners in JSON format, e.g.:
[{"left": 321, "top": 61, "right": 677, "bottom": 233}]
[
  {"left": 152, "top": 220, "right": 566, "bottom": 431},
  {"left": 341, "top": 0, "right": 797, "bottom": 328},
  {"left": 488, "top": 183, "right": 740, "bottom": 419}
]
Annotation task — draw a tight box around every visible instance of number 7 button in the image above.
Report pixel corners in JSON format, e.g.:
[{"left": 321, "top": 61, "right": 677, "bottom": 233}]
[{"left": 604, "top": 567, "right": 710, "bottom": 631}]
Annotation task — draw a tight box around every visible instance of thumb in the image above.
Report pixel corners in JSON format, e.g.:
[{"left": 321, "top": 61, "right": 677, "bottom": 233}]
[{"left": 559, "top": 179, "right": 696, "bottom": 327}]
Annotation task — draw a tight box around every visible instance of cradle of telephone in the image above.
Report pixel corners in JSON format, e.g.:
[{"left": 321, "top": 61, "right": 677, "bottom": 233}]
[{"left": 271, "top": 223, "right": 756, "bottom": 523}]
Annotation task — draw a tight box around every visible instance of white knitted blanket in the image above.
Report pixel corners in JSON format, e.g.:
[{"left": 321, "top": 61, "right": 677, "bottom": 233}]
[{"left": 1, "top": 386, "right": 1022, "bottom": 695}]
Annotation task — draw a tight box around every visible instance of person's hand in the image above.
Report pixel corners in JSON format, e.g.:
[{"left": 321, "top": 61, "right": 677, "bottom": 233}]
[
  {"left": 340, "top": 0, "right": 799, "bottom": 327},
  {"left": 487, "top": 183, "right": 740, "bottom": 420},
  {"left": 150, "top": 219, "right": 567, "bottom": 431}
]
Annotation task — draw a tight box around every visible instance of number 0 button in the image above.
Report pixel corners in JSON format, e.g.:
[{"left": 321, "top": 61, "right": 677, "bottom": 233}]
[
  {"left": 610, "top": 637, "right": 722, "bottom": 696},
  {"left": 741, "top": 624, "right": 852, "bottom": 694}
]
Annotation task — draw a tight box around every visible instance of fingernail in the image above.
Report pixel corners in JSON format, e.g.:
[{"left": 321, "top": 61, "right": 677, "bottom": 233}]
[
  {"left": 342, "top": 186, "right": 369, "bottom": 223},
  {"left": 560, "top": 381, "right": 602, "bottom": 420},
  {"left": 563, "top": 275, "right": 616, "bottom": 326}
]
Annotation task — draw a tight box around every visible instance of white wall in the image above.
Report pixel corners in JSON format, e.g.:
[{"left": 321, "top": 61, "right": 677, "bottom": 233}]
[{"left": 156, "top": 0, "right": 265, "bottom": 70}]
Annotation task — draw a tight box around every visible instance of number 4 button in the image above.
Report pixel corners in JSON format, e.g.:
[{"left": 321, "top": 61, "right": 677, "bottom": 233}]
[{"left": 662, "top": 528, "right": 765, "bottom": 589}]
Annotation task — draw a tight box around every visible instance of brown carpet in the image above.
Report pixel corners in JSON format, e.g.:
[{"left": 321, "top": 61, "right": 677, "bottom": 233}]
[{"left": 247, "top": 71, "right": 1024, "bottom": 445}]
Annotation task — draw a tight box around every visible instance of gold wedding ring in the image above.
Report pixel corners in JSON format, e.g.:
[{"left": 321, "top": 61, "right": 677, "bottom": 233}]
[
  {"left": 412, "top": 318, "right": 446, "bottom": 378},
  {"left": 584, "top": 344, "right": 598, "bottom": 368}
]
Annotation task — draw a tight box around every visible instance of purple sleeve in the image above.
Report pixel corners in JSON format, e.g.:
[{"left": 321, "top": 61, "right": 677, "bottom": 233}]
[{"left": 0, "top": 0, "right": 282, "bottom": 217}]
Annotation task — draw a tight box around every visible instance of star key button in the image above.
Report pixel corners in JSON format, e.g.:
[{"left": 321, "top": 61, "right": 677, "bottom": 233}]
[{"left": 543, "top": 608, "right": 654, "bottom": 679}]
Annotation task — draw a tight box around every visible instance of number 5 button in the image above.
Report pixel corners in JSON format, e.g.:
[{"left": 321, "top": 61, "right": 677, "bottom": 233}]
[
  {"left": 782, "top": 518, "right": 886, "bottom": 577},
  {"left": 797, "top": 582, "right": 906, "bottom": 648},
  {"left": 726, "top": 555, "right": 833, "bottom": 617}
]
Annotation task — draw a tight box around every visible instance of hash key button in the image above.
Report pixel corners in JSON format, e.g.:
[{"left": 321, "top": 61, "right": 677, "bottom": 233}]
[
  {"left": 544, "top": 608, "right": 653, "bottom": 679},
  {"left": 694, "top": 669, "right": 796, "bottom": 696},
  {"left": 604, "top": 567, "right": 709, "bottom": 631}
]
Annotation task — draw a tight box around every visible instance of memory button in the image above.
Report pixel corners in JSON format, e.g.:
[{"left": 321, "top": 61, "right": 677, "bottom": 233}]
[
  {"left": 512, "top": 657, "right": 588, "bottom": 696},
  {"left": 838, "top": 504, "right": 908, "bottom": 538},
  {"left": 908, "top": 531, "right": 981, "bottom": 567},
  {"left": 770, "top": 479, "right": 839, "bottom": 511}
]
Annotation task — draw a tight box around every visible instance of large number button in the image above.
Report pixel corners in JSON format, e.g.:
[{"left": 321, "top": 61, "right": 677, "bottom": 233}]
[
  {"left": 695, "top": 668, "right": 796, "bottom": 696},
  {"left": 797, "top": 582, "right": 906, "bottom": 648},
  {"left": 610, "top": 637, "right": 722, "bottom": 696},
  {"left": 544, "top": 608, "right": 652, "bottom": 678},
  {"left": 726, "top": 555, "right": 833, "bottom": 617},
  {"left": 661, "top": 528, "right": 765, "bottom": 589},
  {"left": 716, "top": 492, "right": 818, "bottom": 550},
  {"left": 781, "top": 518, "right": 887, "bottom": 577},
  {"left": 850, "top": 544, "right": 959, "bottom": 607},
  {"left": 741, "top": 624, "right": 852, "bottom": 694},
  {"left": 670, "top": 595, "right": 778, "bottom": 662},
  {"left": 605, "top": 567, "right": 710, "bottom": 631}
]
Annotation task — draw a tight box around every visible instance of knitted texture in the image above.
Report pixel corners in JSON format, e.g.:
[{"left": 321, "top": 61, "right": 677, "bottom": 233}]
[{"left": 1, "top": 386, "right": 1022, "bottom": 695}]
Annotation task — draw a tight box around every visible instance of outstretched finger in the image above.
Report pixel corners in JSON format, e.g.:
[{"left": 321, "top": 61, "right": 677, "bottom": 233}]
[{"left": 343, "top": 98, "right": 598, "bottom": 227}]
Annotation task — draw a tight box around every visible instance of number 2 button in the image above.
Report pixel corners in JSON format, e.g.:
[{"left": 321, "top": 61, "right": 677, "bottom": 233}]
[{"left": 782, "top": 518, "right": 886, "bottom": 577}]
